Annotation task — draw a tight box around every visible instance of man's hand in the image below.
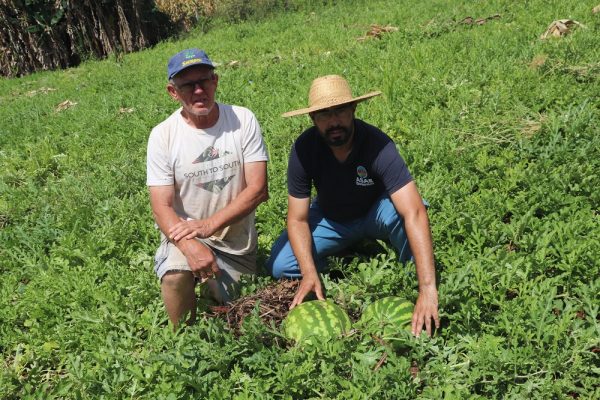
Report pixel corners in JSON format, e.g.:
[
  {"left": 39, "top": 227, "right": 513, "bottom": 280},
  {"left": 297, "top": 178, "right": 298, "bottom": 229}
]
[
  {"left": 169, "top": 218, "right": 215, "bottom": 241},
  {"left": 389, "top": 184, "right": 439, "bottom": 338},
  {"left": 290, "top": 273, "right": 325, "bottom": 309},
  {"left": 179, "top": 239, "right": 221, "bottom": 280},
  {"left": 411, "top": 285, "right": 440, "bottom": 337}
]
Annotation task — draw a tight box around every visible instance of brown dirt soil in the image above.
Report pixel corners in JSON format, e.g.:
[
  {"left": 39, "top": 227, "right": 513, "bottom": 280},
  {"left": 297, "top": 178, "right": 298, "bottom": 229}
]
[{"left": 204, "top": 279, "right": 300, "bottom": 333}]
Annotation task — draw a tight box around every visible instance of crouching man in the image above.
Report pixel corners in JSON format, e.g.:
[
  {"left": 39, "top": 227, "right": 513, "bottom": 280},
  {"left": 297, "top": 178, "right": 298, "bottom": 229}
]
[{"left": 267, "top": 75, "right": 439, "bottom": 336}]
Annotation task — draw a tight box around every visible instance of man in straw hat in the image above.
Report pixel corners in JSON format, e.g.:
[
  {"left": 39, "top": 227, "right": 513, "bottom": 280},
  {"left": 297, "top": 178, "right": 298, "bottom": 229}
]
[
  {"left": 267, "top": 75, "right": 439, "bottom": 337},
  {"left": 147, "top": 48, "right": 269, "bottom": 327}
]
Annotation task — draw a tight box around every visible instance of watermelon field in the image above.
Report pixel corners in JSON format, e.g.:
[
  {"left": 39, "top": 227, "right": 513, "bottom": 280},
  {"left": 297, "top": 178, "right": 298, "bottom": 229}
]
[{"left": 1, "top": 0, "right": 599, "bottom": 398}]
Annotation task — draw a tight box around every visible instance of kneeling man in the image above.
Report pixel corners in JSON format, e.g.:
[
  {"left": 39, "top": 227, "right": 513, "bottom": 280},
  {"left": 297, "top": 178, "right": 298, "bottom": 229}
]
[{"left": 147, "top": 48, "right": 269, "bottom": 326}]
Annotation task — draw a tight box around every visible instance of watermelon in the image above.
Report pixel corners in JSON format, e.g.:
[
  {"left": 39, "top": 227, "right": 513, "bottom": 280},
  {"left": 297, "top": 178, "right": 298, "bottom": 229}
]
[
  {"left": 357, "top": 297, "right": 414, "bottom": 339},
  {"left": 282, "top": 300, "right": 351, "bottom": 345}
]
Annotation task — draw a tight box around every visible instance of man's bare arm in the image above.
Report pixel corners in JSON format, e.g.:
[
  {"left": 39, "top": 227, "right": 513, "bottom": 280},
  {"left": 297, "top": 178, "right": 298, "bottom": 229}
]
[
  {"left": 169, "top": 161, "right": 268, "bottom": 241},
  {"left": 287, "top": 195, "right": 325, "bottom": 308},
  {"left": 389, "top": 181, "right": 440, "bottom": 337},
  {"left": 149, "top": 185, "right": 220, "bottom": 279}
]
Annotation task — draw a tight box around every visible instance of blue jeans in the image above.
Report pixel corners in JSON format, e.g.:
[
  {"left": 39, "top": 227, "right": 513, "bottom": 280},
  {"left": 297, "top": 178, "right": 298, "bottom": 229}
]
[{"left": 266, "top": 195, "right": 414, "bottom": 278}]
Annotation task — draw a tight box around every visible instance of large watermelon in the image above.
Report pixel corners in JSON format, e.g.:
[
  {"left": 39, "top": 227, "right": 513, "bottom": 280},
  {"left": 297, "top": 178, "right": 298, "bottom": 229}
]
[
  {"left": 282, "top": 300, "right": 351, "bottom": 345},
  {"left": 357, "top": 297, "right": 413, "bottom": 339}
]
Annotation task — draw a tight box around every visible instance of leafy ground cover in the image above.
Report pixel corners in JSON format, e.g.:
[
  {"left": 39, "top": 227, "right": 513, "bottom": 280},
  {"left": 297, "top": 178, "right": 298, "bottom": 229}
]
[{"left": 0, "top": 0, "right": 598, "bottom": 398}]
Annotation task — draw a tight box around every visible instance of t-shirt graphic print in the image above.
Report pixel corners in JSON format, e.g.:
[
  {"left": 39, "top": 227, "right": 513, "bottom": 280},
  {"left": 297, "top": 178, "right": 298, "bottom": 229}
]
[
  {"left": 191, "top": 146, "right": 236, "bottom": 194},
  {"left": 147, "top": 103, "right": 269, "bottom": 254}
]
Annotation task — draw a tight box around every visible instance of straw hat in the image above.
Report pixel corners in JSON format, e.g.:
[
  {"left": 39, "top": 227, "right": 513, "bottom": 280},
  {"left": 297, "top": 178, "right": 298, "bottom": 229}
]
[{"left": 282, "top": 75, "right": 381, "bottom": 117}]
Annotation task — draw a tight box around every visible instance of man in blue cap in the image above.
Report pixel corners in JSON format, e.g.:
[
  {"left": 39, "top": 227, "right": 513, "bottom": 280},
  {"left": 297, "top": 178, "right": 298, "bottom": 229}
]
[{"left": 147, "top": 48, "right": 269, "bottom": 327}]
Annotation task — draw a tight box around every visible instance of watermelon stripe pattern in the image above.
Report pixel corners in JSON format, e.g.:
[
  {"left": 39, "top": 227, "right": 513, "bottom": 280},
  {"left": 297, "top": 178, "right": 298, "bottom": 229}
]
[
  {"left": 358, "top": 297, "right": 414, "bottom": 335},
  {"left": 283, "top": 300, "right": 351, "bottom": 345}
]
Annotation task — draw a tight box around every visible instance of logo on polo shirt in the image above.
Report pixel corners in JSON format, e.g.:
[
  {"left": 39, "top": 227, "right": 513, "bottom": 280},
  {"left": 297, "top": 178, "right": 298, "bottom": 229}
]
[{"left": 356, "top": 165, "right": 374, "bottom": 186}]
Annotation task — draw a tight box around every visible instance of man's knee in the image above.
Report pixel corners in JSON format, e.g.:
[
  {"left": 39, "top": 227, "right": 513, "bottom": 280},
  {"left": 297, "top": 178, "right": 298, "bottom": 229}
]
[
  {"left": 161, "top": 270, "right": 194, "bottom": 290},
  {"left": 267, "top": 246, "right": 304, "bottom": 279},
  {"left": 377, "top": 197, "right": 404, "bottom": 226},
  {"left": 266, "top": 254, "right": 287, "bottom": 279},
  {"left": 267, "top": 231, "right": 298, "bottom": 279}
]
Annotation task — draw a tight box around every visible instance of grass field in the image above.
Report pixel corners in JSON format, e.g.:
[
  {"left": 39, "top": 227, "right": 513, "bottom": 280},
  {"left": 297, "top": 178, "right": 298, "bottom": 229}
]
[{"left": 1, "top": 0, "right": 599, "bottom": 398}]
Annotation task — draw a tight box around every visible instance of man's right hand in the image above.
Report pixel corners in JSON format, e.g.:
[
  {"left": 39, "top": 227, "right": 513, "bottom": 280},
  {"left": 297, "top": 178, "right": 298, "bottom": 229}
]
[
  {"left": 290, "top": 272, "right": 325, "bottom": 309},
  {"left": 178, "top": 239, "right": 221, "bottom": 280}
]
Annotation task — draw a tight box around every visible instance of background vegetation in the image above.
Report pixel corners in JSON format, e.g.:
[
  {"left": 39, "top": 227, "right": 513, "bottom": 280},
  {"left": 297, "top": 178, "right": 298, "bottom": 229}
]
[
  {"left": 0, "top": 0, "right": 173, "bottom": 77},
  {"left": 0, "top": 0, "right": 598, "bottom": 398},
  {"left": 0, "top": 0, "right": 319, "bottom": 77}
]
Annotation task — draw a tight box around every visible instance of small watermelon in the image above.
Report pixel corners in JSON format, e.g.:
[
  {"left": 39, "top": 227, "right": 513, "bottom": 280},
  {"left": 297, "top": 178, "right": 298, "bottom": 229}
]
[
  {"left": 282, "top": 300, "right": 351, "bottom": 345},
  {"left": 358, "top": 297, "right": 414, "bottom": 339}
]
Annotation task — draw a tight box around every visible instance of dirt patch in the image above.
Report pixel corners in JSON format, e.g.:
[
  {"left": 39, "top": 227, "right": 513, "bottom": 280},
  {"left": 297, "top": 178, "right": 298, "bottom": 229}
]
[{"left": 205, "top": 279, "right": 300, "bottom": 333}]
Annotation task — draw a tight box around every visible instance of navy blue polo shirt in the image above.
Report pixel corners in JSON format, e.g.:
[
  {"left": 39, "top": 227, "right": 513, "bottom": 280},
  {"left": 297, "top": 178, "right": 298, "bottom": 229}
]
[{"left": 287, "top": 119, "right": 413, "bottom": 222}]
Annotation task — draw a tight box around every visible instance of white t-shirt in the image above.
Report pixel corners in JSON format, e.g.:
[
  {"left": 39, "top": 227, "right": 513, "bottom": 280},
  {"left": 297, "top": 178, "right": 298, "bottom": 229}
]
[{"left": 147, "top": 103, "right": 269, "bottom": 254}]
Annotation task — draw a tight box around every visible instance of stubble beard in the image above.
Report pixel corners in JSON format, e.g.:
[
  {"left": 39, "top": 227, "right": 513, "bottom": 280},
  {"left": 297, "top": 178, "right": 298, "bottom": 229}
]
[{"left": 323, "top": 125, "right": 353, "bottom": 147}]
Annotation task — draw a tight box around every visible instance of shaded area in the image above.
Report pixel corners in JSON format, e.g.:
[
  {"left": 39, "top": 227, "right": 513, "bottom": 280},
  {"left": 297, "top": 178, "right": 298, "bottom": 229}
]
[{"left": 0, "top": 0, "right": 174, "bottom": 77}]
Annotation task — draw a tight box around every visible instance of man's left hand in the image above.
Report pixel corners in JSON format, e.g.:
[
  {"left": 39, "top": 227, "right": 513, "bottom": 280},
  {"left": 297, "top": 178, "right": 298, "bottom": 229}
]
[
  {"left": 411, "top": 285, "right": 440, "bottom": 337},
  {"left": 169, "top": 218, "right": 215, "bottom": 241}
]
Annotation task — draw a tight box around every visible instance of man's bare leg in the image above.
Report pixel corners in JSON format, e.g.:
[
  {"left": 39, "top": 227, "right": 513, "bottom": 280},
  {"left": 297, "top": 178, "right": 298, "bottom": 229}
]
[{"left": 161, "top": 270, "right": 196, "bottom": 327}]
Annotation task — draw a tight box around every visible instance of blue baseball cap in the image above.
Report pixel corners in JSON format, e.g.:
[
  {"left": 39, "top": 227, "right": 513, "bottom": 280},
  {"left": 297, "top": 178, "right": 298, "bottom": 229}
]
[{"left": 167, "top": 48, "right": 215, "bottom": 80}]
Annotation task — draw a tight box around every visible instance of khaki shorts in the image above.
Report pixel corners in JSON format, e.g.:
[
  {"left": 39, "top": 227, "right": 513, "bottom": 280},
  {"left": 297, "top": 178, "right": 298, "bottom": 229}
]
[{"left": 154, "top": 236, "right": 257, "bottom": 304}]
